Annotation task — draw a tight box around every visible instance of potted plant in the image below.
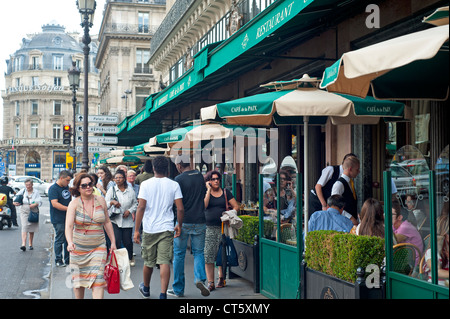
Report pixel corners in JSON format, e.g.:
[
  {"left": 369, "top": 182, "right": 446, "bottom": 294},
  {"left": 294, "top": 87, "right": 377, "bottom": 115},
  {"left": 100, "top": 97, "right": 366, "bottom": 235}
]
[
  {"left": 230, "top": 215, "right": 274, "bottom": 292},
  {"left": 301, "top": 230, "right": 386, "bottom": 299}
]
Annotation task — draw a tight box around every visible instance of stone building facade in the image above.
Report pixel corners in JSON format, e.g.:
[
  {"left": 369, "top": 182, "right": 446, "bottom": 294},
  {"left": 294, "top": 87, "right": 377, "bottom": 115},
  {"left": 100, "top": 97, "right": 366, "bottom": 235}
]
[{"left": 1, "top": 23, "right": 100, "bottom": 180}]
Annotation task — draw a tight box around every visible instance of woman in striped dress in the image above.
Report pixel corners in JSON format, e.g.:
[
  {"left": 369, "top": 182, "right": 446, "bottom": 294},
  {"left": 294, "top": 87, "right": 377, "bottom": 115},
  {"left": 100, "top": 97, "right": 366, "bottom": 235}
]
[{"left": 65, "top": 173, "right": 117, "bottom": 299}]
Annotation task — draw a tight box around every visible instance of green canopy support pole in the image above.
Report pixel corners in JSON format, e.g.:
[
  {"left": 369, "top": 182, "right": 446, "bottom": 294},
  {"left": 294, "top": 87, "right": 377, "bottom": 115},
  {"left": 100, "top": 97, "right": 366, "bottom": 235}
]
[
  {"left": 383, "top": 171, "right": 393, "bottom": 299},
  {"left": 429, "top": 171, "right": 438, "bottom": 286}
]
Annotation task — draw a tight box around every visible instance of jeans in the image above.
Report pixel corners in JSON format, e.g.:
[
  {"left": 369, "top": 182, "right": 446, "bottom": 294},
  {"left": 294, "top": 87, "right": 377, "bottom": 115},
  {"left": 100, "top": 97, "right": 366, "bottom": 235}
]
[
  {"left": 172, "top": 223, "right": 207, "bottom": 295},
  {"left": 53, "top": 223, "right": 69, "bottom": 264}
]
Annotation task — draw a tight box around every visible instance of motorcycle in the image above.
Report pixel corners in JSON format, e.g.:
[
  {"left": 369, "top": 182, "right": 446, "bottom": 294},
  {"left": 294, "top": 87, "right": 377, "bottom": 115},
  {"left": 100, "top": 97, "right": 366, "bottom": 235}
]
[{"left": 0, "top": 193, "right": 12, "bottom": 230}]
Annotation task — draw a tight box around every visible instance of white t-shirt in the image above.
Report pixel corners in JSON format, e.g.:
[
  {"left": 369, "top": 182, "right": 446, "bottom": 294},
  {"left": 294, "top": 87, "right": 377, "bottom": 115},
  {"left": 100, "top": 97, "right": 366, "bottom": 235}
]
[{"left": 138, "top": 177, "right": 183, "bottom": 234}]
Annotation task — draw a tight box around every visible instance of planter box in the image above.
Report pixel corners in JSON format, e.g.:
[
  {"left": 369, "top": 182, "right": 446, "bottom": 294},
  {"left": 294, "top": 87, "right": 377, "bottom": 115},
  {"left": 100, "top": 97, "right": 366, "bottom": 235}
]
[
  {"left": 229, "top": 238, "right": 260, "bottom": 293},
  {"left": 301, "top": 262, "right": 385, "bottom": 299}
]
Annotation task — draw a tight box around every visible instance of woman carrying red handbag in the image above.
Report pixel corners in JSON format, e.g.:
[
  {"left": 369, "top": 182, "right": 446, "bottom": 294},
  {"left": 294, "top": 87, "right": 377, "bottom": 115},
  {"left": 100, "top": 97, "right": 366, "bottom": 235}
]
[{"left": 65, "top": 173, "right": 117, "bottom": 299}]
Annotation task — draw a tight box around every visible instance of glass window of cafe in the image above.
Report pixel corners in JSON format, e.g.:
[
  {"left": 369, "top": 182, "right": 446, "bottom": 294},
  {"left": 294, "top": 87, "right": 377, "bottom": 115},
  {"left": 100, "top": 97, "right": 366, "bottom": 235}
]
[{"left": 387, "top": 100, "right": 448, "bottom": 288}]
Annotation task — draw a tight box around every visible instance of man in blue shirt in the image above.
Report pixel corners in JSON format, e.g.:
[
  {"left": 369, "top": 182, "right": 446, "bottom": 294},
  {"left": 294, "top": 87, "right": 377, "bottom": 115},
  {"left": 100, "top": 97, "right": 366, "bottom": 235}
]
[
  {"left": 48, "top": 170, "right": 72, "bottom": 267},
  {"left": 308, "top": 195, "right": 354, "bottom": 233}
]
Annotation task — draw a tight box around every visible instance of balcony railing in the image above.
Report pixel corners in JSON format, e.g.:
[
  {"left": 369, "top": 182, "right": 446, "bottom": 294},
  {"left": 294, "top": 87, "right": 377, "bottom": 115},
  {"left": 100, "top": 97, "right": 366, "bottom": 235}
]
[
  {"left": 134, "top": 65, "right": 152, "bottom": 74},
  {"left": 103, "top": 23, "right": 159, "bottom": 35},
  {"left": 107, "top": 0, "right": 166, "bottom": 4}
]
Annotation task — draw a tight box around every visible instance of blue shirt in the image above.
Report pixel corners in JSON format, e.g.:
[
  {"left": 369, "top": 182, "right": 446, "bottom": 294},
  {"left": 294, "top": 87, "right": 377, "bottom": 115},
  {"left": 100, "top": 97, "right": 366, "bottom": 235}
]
[{"left": 308, "top": 207, "right": 353, "bottom": 233}]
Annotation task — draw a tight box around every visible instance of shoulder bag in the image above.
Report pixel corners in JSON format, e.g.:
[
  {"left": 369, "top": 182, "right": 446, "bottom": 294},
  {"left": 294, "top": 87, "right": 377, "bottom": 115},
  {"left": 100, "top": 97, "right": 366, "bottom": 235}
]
[
  {"left": 216, "top": 188, "right": 238, "bottom": 267},
  {"left": 108, "top": 187, "right": 121, "bottom": 220},
  {"left": 27, "top": 195, "right": 39, "bottom": 223},
  {"left": 13, "top": 189, "right": 25, "bottom": 205}
]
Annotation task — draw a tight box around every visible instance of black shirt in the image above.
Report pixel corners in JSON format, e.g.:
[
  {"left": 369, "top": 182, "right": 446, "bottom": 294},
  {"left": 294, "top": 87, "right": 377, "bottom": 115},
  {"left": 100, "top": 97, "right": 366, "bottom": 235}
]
[
  {"left": 175, "top": 170, "right": 207, "bottom": 224},
  {"left": 0, "top": 185, "right": 15, "bottom": 205},
  {"left": 205, "top": 188, "right": 234, "bottom": 227}
]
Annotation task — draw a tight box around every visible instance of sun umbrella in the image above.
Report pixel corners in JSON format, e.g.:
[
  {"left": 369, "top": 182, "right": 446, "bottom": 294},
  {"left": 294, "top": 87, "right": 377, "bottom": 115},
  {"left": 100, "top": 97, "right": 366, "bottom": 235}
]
[
  {"left": 423, "top": 6, "right": 449, "bottom": 26},
  {"left": 200, "top": 76, "right": 409, "bottom": 234},
  {"left": 106, "top": 155, "right": 151, "bottom": 165},
  {"left": 319, "top": 25, "right": 449, "bottom": 100}
]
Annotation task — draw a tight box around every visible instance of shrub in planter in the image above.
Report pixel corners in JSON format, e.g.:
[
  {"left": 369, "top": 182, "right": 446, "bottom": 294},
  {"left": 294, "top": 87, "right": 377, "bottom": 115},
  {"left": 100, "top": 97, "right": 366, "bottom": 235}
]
[
  {"left": 305, "top": 230, "right": 385, "bottom": 283},
  {"left": 235, "top": 215, "right": 274, "bottom": 245}
]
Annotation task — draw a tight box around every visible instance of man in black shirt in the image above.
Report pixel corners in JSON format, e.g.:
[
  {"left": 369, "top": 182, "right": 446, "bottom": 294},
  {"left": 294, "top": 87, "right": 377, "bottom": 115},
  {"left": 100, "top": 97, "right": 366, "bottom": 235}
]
[
  {"left": 167, "top": 155, "right": 210, "bottom": 297},
  {"left": 0, "top": 177, "right": 18, "bottom": 226}
]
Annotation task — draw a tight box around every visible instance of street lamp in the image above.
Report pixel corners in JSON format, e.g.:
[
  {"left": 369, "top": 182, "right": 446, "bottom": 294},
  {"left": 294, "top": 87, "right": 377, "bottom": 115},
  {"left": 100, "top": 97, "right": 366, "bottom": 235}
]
[
  {"left": 68, "top": 61, "right": 80, "bottom": 171},
  {"left": 76, "top": 0, "right": 96, "bottom": 171}
]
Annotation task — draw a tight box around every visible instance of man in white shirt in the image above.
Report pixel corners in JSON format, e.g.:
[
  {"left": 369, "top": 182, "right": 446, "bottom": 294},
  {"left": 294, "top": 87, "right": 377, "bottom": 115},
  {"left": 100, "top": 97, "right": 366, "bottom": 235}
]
[{"left": 134, "top": 156, "right": 184, "bottom": 299}]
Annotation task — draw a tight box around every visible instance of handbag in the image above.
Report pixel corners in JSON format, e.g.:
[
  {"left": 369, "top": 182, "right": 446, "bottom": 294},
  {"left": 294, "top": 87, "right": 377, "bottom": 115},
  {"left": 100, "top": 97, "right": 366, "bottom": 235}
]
[
  {"left": 216, "top": 222, "right": 239, "bottom": 267},
  {"left": 114, "top": 248, "right": 134, "bottom": 291},
  {"left": 104, "top": 250, "right": 120, "bottom": 294},
  {"left": 108, "top": 187, "right": 121, "bottom": 220},
  {"left": 27, "top": 195, "right": 39, "bottom": 223},
  {"left": 13, "top": 189, "right": 24, "bottom": 205}
]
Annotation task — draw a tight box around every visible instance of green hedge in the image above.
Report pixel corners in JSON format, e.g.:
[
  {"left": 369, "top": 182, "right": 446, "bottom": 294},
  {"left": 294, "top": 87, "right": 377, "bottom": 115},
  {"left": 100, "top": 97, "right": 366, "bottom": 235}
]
[
  {"left": 305, "top": 230, "right": 385, "bottom": 283},
  {"left": 234, "top": 215, "right": 274, "bottom": 245}
]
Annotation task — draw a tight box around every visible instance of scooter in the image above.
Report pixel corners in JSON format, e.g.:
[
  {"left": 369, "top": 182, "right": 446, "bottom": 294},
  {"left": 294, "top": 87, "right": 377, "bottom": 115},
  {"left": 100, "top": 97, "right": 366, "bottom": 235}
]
[{"left": 0, "top": 193, "right": 12, "bottom": 230}]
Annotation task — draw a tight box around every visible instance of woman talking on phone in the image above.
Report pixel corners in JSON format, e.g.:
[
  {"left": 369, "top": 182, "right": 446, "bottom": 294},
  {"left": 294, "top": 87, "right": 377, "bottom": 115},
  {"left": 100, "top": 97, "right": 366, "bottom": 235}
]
[{"left": 203, "top": 170, "right": 239, "bottom": 292}]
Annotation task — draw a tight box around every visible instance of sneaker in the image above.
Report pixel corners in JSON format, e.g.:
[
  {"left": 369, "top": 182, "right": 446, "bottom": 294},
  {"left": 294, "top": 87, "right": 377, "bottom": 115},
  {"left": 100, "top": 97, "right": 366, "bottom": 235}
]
[
  {"left": 130, "top": 258, "right": 135, "bottom": 267},
  {"left": 55, "top": 261, "right": 66, "bottom": 267},
  {"left": 196, "top": 281, "right": 210, "bottom": 297},
  {"left": 139, "top": 282, "right": 150, "bottom": 299},
  {"left": 167, "top": 289, "right": 184, "bottom": 297},
  {"left": 159, "top": 293, "right": 167, "bottom": 299}
]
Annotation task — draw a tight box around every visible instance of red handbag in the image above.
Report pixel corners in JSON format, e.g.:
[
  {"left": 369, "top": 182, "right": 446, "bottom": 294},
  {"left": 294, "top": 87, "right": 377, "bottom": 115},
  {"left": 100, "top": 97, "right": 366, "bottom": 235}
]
[{"left": 104, "top": 250, "right": 120, "bottom": 294}]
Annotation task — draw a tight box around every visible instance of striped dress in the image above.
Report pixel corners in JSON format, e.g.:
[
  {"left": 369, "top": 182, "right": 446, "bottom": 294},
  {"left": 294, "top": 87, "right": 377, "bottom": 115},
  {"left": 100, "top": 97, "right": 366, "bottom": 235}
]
[{"left": 70, "top": 196, "right": 107, "bottom": 289}]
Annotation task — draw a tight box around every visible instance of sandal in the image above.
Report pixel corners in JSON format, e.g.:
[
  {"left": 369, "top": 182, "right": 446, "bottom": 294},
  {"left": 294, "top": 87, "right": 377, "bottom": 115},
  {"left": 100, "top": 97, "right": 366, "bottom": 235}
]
[
  {"left": 208, "top": 281, "right": 215, "bottom": 292},
  {"left": 216, "top": 277, "right": 226, "bottom": 288}
]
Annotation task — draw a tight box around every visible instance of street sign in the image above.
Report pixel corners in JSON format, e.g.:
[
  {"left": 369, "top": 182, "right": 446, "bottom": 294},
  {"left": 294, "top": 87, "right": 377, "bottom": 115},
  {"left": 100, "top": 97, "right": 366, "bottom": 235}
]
[
  {"left": 76, "top": 126, "right": 119, "bottom": 134},
  {"left": 76, "top": 115, "right": 119, "bottom": 124},
  {"left": 76, "top": 136, "right": 118, "bottom": 144},
  {"left": 76, "top": 146, "right": 117, "bottom": 153}
]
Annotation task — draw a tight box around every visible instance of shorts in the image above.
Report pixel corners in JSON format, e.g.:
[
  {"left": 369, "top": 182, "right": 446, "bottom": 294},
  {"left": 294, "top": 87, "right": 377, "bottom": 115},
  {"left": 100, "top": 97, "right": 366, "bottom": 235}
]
[{"left": 141, "top": 231, "right": 174, "bottom": 268}]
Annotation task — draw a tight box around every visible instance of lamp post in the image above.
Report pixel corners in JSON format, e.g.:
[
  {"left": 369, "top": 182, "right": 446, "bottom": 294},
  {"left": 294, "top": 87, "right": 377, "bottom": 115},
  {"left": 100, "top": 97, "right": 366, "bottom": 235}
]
[
  {"left": 77, "top": 0, "right": 96, "bottom": 171},
  {"left": 68, "top": 61, "right": 81, "bottom": 172}
]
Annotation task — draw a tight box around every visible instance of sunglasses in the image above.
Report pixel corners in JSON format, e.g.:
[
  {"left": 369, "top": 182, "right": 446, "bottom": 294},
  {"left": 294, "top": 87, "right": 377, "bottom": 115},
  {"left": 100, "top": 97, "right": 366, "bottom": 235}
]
[
  {"left": 80, "top": 182, "right": 94, "bottom": 189},
  {"left": 210, "top": 178, "right": 220, "bottom": 181}
]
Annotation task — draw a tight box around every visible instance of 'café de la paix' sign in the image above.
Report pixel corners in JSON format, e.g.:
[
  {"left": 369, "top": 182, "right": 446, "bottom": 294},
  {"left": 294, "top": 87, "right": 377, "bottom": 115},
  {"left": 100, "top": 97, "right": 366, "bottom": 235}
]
[{"left": 6, "top": 84, "right": 65, "bottom": 94}]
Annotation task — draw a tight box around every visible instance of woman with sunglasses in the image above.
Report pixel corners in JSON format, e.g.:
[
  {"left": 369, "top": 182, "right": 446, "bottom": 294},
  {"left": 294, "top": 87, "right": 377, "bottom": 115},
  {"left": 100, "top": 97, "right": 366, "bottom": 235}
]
[
  {"left": 105, "top": 170, "right": 138, "bottom": 266},
  {"left": 204, "top": 170, "right": 239, "bottom": 291},
  {"left": 65, "top": 173, "right": 117, "bottom": 299}
]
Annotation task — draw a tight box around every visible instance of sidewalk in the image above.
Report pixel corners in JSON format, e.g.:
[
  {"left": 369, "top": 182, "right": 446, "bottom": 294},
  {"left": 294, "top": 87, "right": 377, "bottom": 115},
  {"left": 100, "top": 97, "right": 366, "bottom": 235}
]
[{"left": 49, "top": 242, "right": 267, "bottom": 300}]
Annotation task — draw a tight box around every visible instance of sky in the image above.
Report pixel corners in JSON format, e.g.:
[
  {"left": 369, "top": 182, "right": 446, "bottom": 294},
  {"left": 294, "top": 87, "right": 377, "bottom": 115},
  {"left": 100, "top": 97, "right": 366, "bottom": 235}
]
[{"left": 0, "top": 0, "right": 106, "bottom": 140}]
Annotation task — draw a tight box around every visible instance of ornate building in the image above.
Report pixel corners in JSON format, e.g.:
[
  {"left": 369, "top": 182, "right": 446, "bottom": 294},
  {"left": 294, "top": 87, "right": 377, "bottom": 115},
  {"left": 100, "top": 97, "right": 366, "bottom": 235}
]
[
  {"left": 95, "top": 0, "right": 167, "bottom": 147},
  {"left": 1, "top": 23, "right": 100, "bottom": 180}
]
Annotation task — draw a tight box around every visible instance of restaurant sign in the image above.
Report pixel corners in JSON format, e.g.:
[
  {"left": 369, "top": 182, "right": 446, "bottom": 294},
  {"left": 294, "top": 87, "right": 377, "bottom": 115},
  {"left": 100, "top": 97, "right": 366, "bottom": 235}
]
[{"left": 6, "top": 84, "right": 65, "bottom": 94}]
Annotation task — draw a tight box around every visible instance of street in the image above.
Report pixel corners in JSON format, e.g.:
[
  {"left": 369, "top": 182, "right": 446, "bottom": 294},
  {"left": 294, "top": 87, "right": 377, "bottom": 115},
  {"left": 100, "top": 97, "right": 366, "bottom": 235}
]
[
  {"left": 0, "top": 198, "right": 52, "bottom": 299},
  {"left": 0, "top": 196, "right": 265, "bottom": 300}
]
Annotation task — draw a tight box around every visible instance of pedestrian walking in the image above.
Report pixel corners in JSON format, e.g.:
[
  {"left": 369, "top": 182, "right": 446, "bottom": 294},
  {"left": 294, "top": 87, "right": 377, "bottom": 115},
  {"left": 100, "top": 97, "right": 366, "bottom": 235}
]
[
  {"left": 96, "top": 166, "right": 115, "bottom": 197},
  {"left": 13, "top": 178, "right": 42, "bottom": 251},
  {"left": 135, "top": 159, "right": 153, "bottom": 186},
  {"left": 204, "top": 170, "right": 239, "bottom": 291},
  {"left": 48, "top": 170, "right": 73, "bottom": 266},
  {"left": 134, "top": 156, "right": 184, "bottom": 299},
  {"left": 106, "top": 169, "right": 138, "bottom": 266},
  {"left": 167, "top": 155, "right": 210, "bottom": 298},
  {"left": 65, "top": 173, "right": 117, "bottom": 299}
]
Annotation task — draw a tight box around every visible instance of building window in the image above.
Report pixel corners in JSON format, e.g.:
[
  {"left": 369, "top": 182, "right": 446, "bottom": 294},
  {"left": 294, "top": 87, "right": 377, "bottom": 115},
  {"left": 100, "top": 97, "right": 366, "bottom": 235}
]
[
  {"left": 15, "top": 124, "right": 20, "bottom": 137},
  {"left": 31, "top": 124, "right": 38, "bottom": 138},
  {"left": 76, "top": 102, "right": 82, "bottom": 116},
  {"left": 53, "top": 55, "right": 63, "bottom": 70},
  {"left": 31, "top": 56, "right": 40, "bottom": 70},
  {"left": 13, "top": 55, "right": 23, "bottom": 72},
  {"left": 136, "top": 49, "right": 150, "bottom": 73},
  {"left": 54, "top": 101, "right": 62, "bottom": 115},
  {"left": 16, "top": 78, "right": 20, "bottom": 87},
  {"left": 138, "top": 12, "right": 149, "bottom": 33},
  {"left": 15, "top": 101, "right": 20, "bottom": 116},
  {"left": 32, "top": 76, "right": 39, "bottom": 86},
  {"left": 54, "top": 77, "right": 62, "bottom": 86},
  {"left": 136, "top": 87, "right": 150, "bottom": 111},
  {"left": 31, "top": 100, "right": 38, "bottom": 115},
  {"left": 53, "top": 124, "right": 61, "bottom": 139}
]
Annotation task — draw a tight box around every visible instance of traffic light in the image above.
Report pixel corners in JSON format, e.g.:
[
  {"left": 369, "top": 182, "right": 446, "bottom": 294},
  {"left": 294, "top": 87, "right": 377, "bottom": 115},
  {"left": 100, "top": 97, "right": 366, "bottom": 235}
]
[{"left": 63, "top": 125, "right": 72, "bottom": 146}]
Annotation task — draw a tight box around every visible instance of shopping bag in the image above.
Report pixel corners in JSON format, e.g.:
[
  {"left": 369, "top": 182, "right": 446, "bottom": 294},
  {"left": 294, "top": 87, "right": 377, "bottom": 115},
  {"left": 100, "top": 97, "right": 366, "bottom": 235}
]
[
  {"left": 216, "top": 234, "right": 239, "bottom": 267},
  {"left": 114, "top": 248, "right": 134, "bottom": 291},
  {"left": 104, "top": 250, "right": 120, "bottom": 294}
]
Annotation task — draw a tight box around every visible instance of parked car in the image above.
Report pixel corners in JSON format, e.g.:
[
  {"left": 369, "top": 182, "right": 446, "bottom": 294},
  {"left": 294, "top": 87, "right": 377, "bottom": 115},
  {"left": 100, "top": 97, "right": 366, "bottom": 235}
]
[
  {"left": 390, "top": 163, "right": 418, "bottom": 196},
  {"left": 402, "top": 159, "right": 430, "bottom": 194},
  {"left": 435, "top": 161, "right": 449, "bottom": 195},
  {"left": 8, "top": 176, "right": 51, "bottom": 196}
]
